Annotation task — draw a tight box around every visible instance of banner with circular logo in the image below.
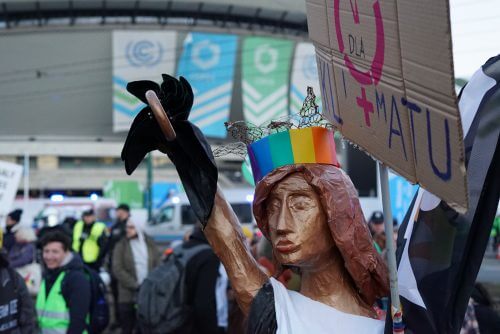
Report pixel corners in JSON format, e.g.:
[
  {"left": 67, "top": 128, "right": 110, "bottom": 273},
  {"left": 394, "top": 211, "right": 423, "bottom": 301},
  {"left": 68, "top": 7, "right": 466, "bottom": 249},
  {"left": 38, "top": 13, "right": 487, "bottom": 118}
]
[
  {"left": 242, "top": 37, "right": 294, "bottom": 125},
  {"left": 177, "top": 33, "right": 238, "bottom": 138},
  {"left": 112, "top": 31, "right": 177, "bottom": 132}
]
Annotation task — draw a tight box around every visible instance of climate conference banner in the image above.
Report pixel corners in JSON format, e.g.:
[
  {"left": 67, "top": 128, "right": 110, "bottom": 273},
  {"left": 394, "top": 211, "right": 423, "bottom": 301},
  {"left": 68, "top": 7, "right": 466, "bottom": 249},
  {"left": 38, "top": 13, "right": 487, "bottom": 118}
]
[
  {"left": 290, "top": 42, "right": 323, "bottom": 114},
  {"left": 177, "top": 33, "right": 238, "bottom": 138},
  {"left": 112, "top": 31, "right": 177, "bottom": 132},
  {"left": 242, "top": 37, "right": 294, "bottom": 125}
]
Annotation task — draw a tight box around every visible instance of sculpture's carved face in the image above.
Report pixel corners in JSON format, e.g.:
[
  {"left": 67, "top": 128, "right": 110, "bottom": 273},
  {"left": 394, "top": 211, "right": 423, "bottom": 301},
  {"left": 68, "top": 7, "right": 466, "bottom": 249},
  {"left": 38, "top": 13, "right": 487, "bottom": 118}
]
[{"left": 266, "top": 173, "right": 333, "bottom": 267}]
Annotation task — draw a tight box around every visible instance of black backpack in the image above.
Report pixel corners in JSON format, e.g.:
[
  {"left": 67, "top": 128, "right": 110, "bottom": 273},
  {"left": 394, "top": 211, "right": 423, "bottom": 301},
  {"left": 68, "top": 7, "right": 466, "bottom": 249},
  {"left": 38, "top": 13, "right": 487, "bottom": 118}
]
[
  {"left": 64, "top": 266, "right": 109, "bottom": 334},
  {"left": 137, "top": 243, "right": 211, "bottom": 334}
]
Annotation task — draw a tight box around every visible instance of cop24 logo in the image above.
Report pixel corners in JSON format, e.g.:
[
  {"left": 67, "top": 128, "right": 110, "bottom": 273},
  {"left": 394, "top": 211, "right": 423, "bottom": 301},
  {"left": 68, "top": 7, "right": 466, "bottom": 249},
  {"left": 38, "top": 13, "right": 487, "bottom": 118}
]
[
  {"left": 126, "top": 40, "right": 164, "bottom": 67},
  {"left": 254, "top": 44, "right": 278, "bottom": 74},
  {"left": 191, "top": 39, "right": 221, "bottom": 70}
]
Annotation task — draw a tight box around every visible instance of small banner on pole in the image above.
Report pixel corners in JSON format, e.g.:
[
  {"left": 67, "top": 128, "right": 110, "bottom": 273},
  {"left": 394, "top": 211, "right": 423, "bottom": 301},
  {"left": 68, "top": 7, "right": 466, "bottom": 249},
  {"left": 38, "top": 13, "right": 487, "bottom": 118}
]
[{"left": 0, "top": 161, "right": 23, "bottom": 228}]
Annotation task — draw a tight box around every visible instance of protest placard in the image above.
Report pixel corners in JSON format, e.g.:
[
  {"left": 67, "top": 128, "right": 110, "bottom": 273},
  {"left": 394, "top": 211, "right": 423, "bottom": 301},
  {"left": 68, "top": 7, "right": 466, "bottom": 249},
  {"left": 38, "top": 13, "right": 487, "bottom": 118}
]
[
  {"left": 306, "top": 0, "right": 468, "bottom": 210},
  {"left": 0, "top": 161, "right": 23, "bottom": 227}
]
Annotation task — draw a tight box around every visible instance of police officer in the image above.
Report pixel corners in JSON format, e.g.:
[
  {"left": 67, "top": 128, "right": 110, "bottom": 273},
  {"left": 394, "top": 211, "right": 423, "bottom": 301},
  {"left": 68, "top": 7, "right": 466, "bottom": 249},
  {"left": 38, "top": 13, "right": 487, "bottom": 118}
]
[{"left": 72, "top": 209, "right": 108, "bottom": 271}]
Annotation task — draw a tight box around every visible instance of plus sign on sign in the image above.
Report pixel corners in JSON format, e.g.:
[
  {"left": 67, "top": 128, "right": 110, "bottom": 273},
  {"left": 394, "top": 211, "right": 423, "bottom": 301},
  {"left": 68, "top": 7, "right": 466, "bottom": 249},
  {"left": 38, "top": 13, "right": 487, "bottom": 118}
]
[{"left": 306, "top": 0, "right": 468, "bottom": 211}]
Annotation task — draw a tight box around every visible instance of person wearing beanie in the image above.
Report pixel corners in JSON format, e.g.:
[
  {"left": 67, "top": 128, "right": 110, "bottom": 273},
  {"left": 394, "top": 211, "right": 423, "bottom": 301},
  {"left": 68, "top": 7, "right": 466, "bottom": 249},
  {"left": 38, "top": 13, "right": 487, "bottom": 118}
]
[
  {"left": 4, "top": 209, "right": 23, "bottom": 252},
  {"left": 182, "top": 226, "right": 228, "bottom": 334}
]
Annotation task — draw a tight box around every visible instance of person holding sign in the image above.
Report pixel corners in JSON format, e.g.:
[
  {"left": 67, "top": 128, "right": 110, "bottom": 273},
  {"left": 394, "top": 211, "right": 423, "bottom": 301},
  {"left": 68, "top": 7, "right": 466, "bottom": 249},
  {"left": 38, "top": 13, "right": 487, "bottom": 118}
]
[{"left": 121, "top": 75, "right": 389, "bottom": 333}]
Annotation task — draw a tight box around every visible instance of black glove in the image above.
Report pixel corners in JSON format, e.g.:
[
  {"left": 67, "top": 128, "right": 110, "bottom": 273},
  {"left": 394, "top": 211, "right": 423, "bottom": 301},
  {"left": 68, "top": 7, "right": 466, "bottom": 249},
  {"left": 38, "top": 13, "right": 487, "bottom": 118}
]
[{"left": 121, "top": 74, "right": 218, "bottom": 226}]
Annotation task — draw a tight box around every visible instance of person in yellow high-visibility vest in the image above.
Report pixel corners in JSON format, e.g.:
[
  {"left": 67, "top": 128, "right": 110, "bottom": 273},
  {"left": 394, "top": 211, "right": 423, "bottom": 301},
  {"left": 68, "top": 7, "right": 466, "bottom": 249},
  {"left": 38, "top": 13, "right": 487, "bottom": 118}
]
[
  {"left": 72, "top": 209, "right": 108, "bottom": 271},
  {"left": 37, "top": 230, "right": 91, "bottom": 334}
]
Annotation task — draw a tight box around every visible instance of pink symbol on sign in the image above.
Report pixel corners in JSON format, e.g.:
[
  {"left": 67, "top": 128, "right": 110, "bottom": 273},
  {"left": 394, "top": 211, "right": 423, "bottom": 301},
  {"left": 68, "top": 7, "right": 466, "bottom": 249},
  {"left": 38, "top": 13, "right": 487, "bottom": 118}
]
[
  {"left": 334, "top": 0, "right": 385, "bottom": 127},
  {"left": 356, "top": 87, "right": 374, "bottom": 127},
  {"left": 349, "top": 0, "right": 360, "bottom": 24},
  {"left": 334, "top": 0, "right": 385, "bottom": 86}
]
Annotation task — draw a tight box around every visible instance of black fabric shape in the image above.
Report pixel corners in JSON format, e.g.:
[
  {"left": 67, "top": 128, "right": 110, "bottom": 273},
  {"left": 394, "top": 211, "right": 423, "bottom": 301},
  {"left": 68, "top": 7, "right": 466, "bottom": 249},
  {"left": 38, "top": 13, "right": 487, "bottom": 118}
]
[
  {"left": 247, "top": 280, "right": 277, "bottom": 334},
  {"left": 121, "top": 75, "right": 217, "bottom": 226}
]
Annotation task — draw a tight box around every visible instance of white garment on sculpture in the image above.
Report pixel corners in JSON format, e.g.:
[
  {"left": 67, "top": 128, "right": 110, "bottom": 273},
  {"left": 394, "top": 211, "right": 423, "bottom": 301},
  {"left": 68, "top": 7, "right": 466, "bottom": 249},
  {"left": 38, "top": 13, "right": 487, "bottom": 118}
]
[{"left": 270, "top": 278, "right": 384, "bottom": 334}]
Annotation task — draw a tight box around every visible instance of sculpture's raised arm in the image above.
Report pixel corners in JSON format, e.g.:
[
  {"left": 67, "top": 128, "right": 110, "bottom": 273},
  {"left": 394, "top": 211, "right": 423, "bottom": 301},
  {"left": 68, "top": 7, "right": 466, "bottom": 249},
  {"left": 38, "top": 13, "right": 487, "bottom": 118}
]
[
  {"left": 121, "top": 74, "right": 266, "bottom": 314},
  {"left": 121, "top": 74, "right": 390, "bottom": 333}
]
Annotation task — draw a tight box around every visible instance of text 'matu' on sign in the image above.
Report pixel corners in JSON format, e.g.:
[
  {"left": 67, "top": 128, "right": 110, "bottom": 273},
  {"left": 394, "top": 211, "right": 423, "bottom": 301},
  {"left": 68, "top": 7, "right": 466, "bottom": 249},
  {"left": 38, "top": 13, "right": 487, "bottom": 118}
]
[{"left": 306, "top": 0, "right": 468, "bottom": 211}]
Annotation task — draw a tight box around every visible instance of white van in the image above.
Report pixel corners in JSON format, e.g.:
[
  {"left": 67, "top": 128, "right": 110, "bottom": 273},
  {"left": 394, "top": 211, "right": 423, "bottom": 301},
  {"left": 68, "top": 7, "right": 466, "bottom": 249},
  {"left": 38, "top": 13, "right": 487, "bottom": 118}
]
[
  {"left": 145, "top": 188, "right": 255, "bottom": 243},
  {"left": 145, "top": 187, "right": 383, "bottom": 244}
]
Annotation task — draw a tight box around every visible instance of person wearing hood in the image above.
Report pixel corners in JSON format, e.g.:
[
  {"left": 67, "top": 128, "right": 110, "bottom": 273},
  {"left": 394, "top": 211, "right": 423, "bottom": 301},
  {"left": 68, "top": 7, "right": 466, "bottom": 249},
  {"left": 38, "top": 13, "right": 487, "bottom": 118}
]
[
  {"left": 8, "top": 227, "right": 37, "bottom": 269},
  {"left": 37, "top": 230, "right": 91, "bottom": 334},
  {"left": 4, "top": 209, "right": 22, "bottom": 252},
  {"left": 112, "top": 219, "right": 159, "bottom": 334},
  {"left": 183, "top": 226, "right": 228, "bottom": 334},
  {"left": 8, "top": 227, "right": 41, "bottom": 296}
]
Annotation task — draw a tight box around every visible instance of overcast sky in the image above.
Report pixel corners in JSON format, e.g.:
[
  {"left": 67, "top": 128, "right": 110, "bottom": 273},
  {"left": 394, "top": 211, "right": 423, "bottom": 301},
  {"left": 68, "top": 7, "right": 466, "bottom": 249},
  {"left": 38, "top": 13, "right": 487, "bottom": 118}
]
[{"left": 450, "top": 0, "right": 500, "bottom": 79}]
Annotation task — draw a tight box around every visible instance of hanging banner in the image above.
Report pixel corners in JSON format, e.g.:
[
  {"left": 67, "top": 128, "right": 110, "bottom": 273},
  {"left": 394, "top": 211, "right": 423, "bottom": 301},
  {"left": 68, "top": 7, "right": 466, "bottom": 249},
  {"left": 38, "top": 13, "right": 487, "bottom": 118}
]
[
  {"left": 112, "top": 30, "right": 177, "bottom": 132},
  {"left": 0, "top": 161, "right": 23, "bottom": 228},
  {"left": 177, "top": 33, "right": 238, "bottom": 138},
  {"left": 290, "top": 42, "right": 323, "bottom": 114},
  {"left": 306, "top": 0, "right": 468, "bottom": 210},
  {"left": 242, "top": 37, "right": 294, "bottom": 125}
]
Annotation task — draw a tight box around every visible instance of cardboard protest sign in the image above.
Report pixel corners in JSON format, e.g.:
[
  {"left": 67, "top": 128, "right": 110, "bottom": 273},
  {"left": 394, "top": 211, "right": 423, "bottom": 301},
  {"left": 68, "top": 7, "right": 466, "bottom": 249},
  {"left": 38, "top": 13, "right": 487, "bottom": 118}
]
[
  {"left": 306, "top": 0, "right": 468, "bottom": 210},
  {"left": 0, "top": 160, "right": 23, "bottom": 228}
]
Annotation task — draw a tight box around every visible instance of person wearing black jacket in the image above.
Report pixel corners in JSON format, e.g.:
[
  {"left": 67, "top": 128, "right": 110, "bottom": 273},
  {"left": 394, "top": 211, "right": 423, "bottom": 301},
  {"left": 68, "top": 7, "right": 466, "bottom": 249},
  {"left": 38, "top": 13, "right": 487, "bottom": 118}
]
[
  {"left": 183, "top": 226, "right": 227, "bottom": 334},
  {"left": 37, "top": 231, "right": 91, "bottom": 334},
  {"left": 3, "top": 209, "right": 22, "bottom": 252},
  {"left": 106, "top": 203, "right": 130, "bottom": 329},
  {"left": 0, "top": 248, "right": 36, "bottom": 334},
  {"left": 471, "top": 283, "right": 500, "bottom": 334},
  {"left": 108, "top": 204, "right": 131, "bottom": 257}
]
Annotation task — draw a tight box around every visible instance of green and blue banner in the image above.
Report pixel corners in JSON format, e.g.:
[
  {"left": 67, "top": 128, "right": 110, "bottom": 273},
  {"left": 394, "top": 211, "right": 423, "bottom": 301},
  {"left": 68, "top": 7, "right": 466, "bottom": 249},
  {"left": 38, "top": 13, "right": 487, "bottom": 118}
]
[
  {"left": 242, "top": 37, "right": 293, "bottom": 125},
  {"left": 177, "top": 33, "right": 238, "bottom": 138},
  {"left": 112, "top": 31, "right": 177, "bottom": 132}
]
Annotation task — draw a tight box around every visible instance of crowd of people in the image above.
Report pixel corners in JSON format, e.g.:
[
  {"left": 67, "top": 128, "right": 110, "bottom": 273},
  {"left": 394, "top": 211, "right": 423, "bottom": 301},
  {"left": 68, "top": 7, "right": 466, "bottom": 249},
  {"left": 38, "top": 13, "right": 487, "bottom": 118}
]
[
  {"left": 0, "top": 204, "right": 249, "bottom": 334},
  {"left": 1, "top": 205, "right": 499, "bottom": 334},
  {"left": 0, "top": 204, "right": 152, "bottom": 333}
]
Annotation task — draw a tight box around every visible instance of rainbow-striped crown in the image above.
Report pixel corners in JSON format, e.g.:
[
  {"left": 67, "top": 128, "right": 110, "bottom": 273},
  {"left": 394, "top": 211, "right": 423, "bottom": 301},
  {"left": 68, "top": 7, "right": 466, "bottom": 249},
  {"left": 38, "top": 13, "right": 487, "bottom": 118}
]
[{"left": 247, "top": 126, "right": 340, "bottom": 184}]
